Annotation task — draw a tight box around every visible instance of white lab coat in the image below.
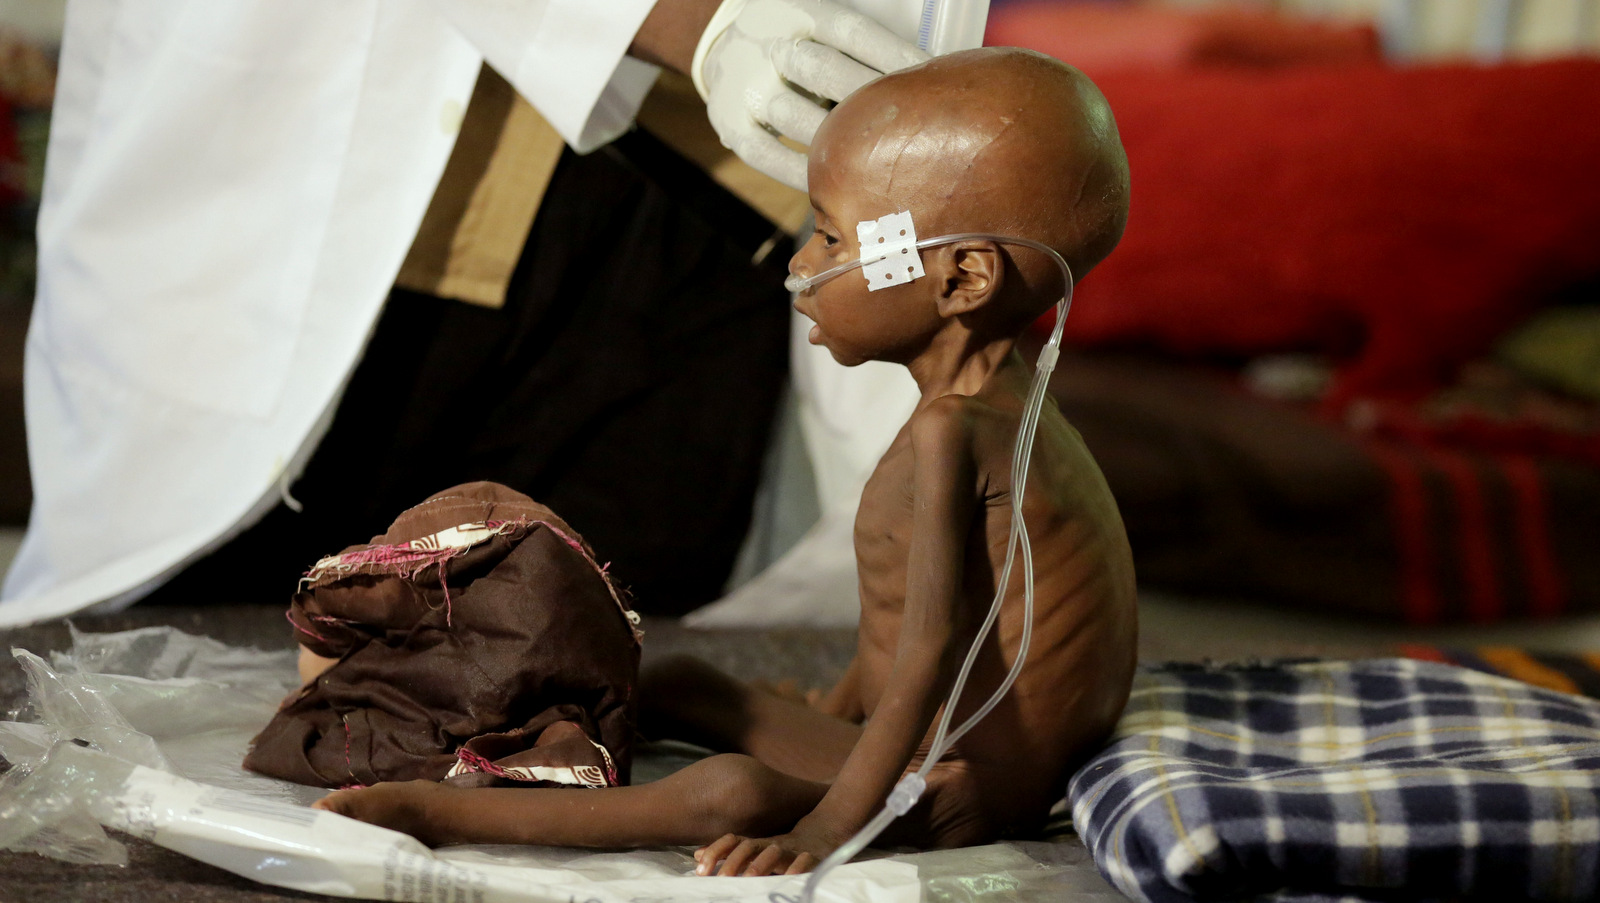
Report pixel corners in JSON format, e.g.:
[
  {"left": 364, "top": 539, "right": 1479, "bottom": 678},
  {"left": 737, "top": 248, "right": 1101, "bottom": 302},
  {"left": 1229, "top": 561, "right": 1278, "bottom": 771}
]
[{"left": 0, "top": 0, "right": 660, "bottom": 625}]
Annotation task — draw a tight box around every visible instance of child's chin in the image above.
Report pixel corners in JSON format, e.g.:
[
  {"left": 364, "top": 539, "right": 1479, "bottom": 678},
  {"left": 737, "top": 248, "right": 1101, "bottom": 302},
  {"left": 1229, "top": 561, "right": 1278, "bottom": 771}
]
[{"left": 809, "top": 331, "right": 869, "bottom": 366}]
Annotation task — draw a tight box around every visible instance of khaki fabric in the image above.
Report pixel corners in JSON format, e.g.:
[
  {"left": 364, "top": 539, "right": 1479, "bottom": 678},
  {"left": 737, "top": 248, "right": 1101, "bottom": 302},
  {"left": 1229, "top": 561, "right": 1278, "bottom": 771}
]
[
  {"left": 395, "top": 68, "right": 564, "bottom": 309},
  {"left": 396, "top": 67, "right": 807, "bottom": 310}
]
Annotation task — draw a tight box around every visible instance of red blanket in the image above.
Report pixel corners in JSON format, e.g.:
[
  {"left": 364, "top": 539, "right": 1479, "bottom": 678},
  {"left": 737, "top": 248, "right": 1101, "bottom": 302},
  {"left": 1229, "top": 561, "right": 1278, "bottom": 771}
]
[
  {"left": 986, "top": 2, "right": 1380, "bottom": 76},
  {"left": 1050, "top": 60, "right": 1600, "bottom": 402}
]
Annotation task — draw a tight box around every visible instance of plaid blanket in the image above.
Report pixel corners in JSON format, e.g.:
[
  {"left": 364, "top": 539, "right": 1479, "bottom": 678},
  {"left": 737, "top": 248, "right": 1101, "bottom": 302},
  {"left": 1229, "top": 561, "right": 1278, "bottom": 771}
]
[{"left": 1068, "top": 658, "right": 1600, "bottom": 902}]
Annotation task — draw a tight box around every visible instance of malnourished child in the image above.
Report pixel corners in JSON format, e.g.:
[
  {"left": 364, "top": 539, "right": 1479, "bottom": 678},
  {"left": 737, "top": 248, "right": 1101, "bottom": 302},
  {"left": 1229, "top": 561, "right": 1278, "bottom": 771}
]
[{"left": 317, "top": 46, "right": 1137, "bottom": 878}]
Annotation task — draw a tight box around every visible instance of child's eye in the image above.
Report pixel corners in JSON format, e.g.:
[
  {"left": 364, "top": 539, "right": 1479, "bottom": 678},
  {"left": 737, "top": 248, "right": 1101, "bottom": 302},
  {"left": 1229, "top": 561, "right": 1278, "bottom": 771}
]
[{"left": 815, "top": 230, "right": 839, "bottom": 250}]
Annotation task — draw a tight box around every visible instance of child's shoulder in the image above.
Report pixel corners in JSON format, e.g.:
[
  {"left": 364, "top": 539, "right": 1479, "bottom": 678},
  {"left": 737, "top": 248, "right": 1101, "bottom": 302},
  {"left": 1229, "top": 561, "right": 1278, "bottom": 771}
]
[
  {"left": 908, "top": 393, "right": 988, "bottom": 447},
  {"left": 905, "top": 392, "right": 1023, "bottom": 471}
]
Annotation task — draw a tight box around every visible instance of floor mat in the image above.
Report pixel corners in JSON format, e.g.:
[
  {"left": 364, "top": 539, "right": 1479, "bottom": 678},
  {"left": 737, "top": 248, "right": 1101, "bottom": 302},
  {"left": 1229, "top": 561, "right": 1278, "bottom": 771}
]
[{"left": 0, "top": 624, "right": 1121, "bottom": 902}]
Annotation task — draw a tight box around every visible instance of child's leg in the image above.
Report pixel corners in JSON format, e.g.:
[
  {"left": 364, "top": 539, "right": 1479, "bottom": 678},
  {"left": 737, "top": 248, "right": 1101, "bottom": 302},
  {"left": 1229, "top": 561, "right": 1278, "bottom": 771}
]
[
  {"left": 639, "top": 655, "right": 862, "bottom": 782},
  {"left": 315, "top": 753, "right": 828, "bottom": 849}
]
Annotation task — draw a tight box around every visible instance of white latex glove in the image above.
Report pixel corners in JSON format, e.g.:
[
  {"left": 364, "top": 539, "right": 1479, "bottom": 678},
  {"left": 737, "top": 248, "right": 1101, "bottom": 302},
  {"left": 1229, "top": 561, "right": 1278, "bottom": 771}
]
[{"left": 691, "top": 0, "right": 930, "bottom": 190}]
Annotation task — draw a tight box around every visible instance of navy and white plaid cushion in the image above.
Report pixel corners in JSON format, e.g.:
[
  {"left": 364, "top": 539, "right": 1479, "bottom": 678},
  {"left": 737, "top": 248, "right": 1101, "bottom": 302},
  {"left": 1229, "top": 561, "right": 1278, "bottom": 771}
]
[{"left": 1069, "top": 658, "right": 1600, "bottom": 902}]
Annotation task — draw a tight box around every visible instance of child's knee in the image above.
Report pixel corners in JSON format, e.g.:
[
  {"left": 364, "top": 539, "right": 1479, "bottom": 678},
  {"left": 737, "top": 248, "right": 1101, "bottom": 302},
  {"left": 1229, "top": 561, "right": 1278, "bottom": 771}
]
[
  {"left": 638, "top": 655, "right": 749, "bottom": 737},
  {"left": 640, "top": 655, "right": 738, "bottom": 704},
  {"left": 688, "top": 754, "right": 811, "bottom": 837}
]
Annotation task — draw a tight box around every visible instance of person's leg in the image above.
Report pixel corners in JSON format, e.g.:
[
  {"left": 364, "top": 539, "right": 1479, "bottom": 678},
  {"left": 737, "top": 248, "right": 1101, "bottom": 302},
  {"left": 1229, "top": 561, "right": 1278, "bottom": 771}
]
[
  {"left": 316, "top": 753, "right": 827, "bottom": 849},
  {"left": 639, "top": 655, "right": 861, "bottom": 783}
]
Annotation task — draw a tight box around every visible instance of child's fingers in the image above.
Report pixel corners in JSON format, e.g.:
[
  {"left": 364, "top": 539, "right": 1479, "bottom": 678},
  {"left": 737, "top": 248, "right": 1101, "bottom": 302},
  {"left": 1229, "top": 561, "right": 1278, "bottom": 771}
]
[
  {"left": 784, "top": 851, "right": 819, "bottom": 877},
  {"left": 716, "top": 837, "right": 762, "bottom": 877},
  {"left": 695, "top": 833, "right": 742, "bottom": 875},
  {"left": 745, "top": 844, "right": 786, "bottom": 877}
]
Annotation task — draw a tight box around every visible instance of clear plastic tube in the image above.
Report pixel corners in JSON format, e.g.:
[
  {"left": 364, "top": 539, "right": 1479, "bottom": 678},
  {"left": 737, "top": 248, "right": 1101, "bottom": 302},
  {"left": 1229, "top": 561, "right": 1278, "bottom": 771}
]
[{"left": 793, "top": 232, "right": 1073, "bottom": 903}]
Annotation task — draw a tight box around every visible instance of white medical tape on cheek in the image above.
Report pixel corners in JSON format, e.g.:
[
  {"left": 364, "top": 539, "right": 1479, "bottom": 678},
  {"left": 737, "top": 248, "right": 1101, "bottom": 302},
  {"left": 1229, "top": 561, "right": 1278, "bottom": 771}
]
[{"left": 857, "top": 210, "right": 923, "bottom": 291}]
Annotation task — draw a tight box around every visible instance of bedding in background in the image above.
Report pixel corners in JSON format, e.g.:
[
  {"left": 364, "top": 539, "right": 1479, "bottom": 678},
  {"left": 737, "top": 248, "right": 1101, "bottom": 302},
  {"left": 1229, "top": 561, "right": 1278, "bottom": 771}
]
[
  {"left": 985, "top": 36, "right": 1600, "bottom": 624},
  {"left": 1060, "top": 59, "right": 1600, "bottom": 403},
  {"left": 1496, "top": 306, "right": 1600, "bottom": 405},
  {"left": 1070, "top": 658, "right": 1600, "bottom": 903},
  {"left": 1052, "top": 350, "right": 1600, "bottom": 624},
  {"left": 985, "top": 1, "right": 1381, "bottom": 76},
  {"left": 1400, "top": 644, "right": 1600, "bottom": 699}
]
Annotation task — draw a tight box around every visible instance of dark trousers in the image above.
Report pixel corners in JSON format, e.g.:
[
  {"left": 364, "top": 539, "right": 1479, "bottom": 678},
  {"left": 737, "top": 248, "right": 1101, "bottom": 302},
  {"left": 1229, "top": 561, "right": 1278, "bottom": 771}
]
[{"left": 144, "top": 131, "right": 792, "bottom": 614}]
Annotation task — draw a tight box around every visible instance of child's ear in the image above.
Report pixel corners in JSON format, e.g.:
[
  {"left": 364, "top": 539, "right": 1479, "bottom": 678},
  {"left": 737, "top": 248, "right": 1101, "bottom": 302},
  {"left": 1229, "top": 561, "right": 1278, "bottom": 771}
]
[{"left": 931, "top": 242, "right": 1004, "bottom": 319}]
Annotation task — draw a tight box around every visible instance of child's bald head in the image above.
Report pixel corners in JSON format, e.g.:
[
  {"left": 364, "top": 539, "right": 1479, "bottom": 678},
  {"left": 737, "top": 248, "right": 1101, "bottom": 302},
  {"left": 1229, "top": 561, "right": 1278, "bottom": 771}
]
[{"left": 808, "top": 48, "right": 1129, "bottom": 321}]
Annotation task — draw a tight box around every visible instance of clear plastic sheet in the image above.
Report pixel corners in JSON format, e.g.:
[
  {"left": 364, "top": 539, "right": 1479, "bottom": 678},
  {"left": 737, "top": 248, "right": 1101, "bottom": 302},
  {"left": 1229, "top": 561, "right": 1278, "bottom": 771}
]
[
  {"left": 0, "top": 626, "right": 1120, "bottom": 902},
  {"left": 0, "top": 730, "right": 130, "bottom": 865}
]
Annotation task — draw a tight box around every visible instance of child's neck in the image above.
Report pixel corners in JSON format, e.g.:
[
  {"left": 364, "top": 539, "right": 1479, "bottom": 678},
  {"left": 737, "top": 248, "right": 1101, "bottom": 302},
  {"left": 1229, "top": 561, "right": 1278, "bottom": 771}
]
[{"left": 903, "top": 326, "right": 1026, "bottom": 409}]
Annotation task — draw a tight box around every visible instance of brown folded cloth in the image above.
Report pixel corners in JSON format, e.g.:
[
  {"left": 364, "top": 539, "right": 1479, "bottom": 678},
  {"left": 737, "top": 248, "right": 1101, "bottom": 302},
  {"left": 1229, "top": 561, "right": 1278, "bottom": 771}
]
[{"left": 245, "top": 482, "right": 642, "bottom": 789}]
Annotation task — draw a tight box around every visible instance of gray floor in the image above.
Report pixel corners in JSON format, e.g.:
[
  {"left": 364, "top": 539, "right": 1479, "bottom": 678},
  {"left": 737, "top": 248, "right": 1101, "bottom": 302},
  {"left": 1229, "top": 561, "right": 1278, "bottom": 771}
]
[
  {"left": 0, "top": 606, "right": 864, "bottom": 903},
  {"left": 1138, "top": 589, "right": 1600, "bottom": 659}
]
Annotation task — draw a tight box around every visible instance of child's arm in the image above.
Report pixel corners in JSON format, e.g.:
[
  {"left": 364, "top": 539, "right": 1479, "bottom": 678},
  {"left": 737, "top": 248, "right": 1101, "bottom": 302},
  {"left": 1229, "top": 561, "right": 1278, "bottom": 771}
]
[{"left": 699, "top": 400, "right": 979, "bottom": 875}]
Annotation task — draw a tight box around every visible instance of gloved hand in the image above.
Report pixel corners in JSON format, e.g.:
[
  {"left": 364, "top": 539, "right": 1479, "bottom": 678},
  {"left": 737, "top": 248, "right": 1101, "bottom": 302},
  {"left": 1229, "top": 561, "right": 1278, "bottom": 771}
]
[{"left": 691, "top": 0, "right": 930, "bottom": 190}]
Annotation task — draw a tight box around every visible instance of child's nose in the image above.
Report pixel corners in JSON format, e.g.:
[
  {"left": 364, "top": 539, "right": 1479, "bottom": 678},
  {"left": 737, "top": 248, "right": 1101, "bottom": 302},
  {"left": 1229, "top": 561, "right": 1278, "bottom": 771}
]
[{"left": 787, "top": 249, "right": 814, "bottom": 286}]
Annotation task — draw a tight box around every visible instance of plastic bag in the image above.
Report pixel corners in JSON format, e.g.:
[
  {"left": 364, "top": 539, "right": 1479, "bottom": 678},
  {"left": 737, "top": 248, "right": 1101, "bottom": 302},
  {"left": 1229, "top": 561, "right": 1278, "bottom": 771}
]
[{"left": 0, "top": 734, "right": 130, "bottom": 866}]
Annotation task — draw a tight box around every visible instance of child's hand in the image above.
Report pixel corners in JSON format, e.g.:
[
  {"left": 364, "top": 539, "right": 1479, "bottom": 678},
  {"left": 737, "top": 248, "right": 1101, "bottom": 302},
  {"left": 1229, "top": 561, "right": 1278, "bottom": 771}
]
[
  {"left": 693, "top": 830, "right": 833, "bottom": 877},
  {"left": 753, "top": 676, "right": 864, "bottom": 721},
  {"left": 313, "top": 780, "right": 446, "bottom": 844}
]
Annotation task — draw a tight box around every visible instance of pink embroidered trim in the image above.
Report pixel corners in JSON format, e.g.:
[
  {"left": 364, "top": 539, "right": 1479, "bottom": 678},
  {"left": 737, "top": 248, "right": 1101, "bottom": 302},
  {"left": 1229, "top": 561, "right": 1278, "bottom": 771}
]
[
  {"left": 299, "top": 517, "right": 641, "bottom": 643},
  {"left": 537, "top": 521, "right": 586, "bottom": 555},
  {"left": 592, "top": 738, "right": 620, "bottom": 787},
  {"left": 287, "top": 609, "right": 329, "bottom": 644},
  {"left": 300, "top": 519, "right": 530, "bottom": 589},
  {"left": 453, "top": 746, "right": 512, "bottom": 780},
  {"left": 301, "top": 543, "right": 471, "bottom": 587},
  {"left": 533, "top": 520, "right": 641, "bottom": 643},
  {"left": 342, "top": 713, "right": 355, "bottom": 783},
  {"left": 450, "top": 745, "right": 617, "bottom": 788},
  {"left": 436, "top": 564, "right": 454, "bottom": 628}
]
